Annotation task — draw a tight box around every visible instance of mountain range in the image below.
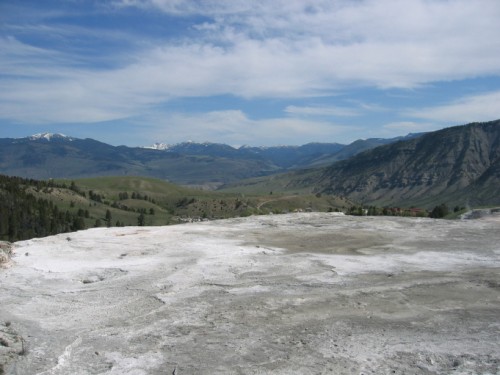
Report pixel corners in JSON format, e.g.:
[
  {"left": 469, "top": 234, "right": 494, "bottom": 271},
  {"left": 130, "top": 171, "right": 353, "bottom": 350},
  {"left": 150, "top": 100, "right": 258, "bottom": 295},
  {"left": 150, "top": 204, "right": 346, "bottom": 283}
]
[
  {"left": 1, "top": 120, "right": 499, "bottom": 208},
  {"left": 0, "top": 132, "right": 415, "bottom": 188}
]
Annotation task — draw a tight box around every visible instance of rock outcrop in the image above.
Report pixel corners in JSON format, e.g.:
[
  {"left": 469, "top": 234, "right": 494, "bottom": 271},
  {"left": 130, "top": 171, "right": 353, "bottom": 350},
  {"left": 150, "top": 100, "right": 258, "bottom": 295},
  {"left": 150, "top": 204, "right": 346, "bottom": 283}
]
[{"left": 0, "top": 242, "right": 12, "bottom": 268}]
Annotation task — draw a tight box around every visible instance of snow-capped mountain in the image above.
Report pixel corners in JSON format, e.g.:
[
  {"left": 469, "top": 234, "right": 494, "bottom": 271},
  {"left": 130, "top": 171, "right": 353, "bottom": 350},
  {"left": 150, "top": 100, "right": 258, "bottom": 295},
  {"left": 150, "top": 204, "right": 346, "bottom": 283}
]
[
  {"left": 143, "top": 141, "right": 221, "bottom": 151},
  {"left": 28, "top": 133, "right": 75, "bottom": 141}
]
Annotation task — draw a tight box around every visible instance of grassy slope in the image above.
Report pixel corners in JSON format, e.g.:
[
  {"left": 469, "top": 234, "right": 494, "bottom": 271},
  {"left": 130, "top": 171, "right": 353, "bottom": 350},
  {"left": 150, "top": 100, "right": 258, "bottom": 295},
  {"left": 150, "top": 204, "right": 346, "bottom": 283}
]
[
  {"left": 54, "top": 176, "right": 202, "bottom": 226},
  {"left": 57, "top": 176, "right": 352, "bottom": 224}
]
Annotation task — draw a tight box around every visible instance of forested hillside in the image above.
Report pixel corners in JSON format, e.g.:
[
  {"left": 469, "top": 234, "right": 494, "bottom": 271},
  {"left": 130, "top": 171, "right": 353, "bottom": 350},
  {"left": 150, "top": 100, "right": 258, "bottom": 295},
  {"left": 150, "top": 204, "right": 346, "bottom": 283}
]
[
  {"left": 0, "top": 176, "right": 86, "bottom": 241},
  {"left": 0, "top": 174, "right": 351, "bottom": 242}
]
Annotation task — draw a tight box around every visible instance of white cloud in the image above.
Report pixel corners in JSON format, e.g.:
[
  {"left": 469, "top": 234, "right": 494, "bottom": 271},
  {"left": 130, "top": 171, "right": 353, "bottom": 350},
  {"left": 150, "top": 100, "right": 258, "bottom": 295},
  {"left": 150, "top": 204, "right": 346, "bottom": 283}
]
[
  {"left": 406, "top": 91, "right": 500, "bottom": 124},
  {"left": 116, "top": 0, "right": 500, "bottom": 78},
  {"left": 137, "top": 110, "right": 353, "bottom": 146},
  {"left": 113, "top": 0, "right": 500, "bottom": 91}
]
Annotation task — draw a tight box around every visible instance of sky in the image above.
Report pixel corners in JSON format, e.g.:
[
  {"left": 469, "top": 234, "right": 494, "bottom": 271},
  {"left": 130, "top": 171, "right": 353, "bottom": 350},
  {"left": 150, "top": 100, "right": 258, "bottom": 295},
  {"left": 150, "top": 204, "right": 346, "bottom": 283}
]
[{"left": 1, "top": 0, "right": 500, "bottom": 147}]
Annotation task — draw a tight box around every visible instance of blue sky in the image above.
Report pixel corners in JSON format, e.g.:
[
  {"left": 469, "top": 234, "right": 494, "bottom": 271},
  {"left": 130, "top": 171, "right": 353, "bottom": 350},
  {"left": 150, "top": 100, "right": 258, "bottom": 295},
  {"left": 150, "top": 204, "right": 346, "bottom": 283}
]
[{"left": 1, "top": 0, "right": 500, "bottom": 147}]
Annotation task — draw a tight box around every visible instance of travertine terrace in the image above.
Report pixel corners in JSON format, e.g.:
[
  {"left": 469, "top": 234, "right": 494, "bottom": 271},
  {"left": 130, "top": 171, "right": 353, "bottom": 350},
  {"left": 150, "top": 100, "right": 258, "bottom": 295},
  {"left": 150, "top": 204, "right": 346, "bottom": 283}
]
[{"left": 1, "top": 212, "right": 499, "bottom": 374}]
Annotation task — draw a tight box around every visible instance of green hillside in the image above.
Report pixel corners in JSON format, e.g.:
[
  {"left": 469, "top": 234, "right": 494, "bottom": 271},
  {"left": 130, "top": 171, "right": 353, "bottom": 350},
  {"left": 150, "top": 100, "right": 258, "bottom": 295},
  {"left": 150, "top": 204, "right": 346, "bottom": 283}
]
[{"left": 0, "top": 175, "right": 352, "bottom": 242}]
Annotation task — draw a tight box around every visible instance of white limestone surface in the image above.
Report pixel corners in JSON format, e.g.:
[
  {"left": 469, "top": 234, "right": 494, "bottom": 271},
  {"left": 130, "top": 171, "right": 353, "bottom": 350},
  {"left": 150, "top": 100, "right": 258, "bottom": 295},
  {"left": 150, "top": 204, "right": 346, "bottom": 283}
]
[{"left": 1, "top": 213, "right": 499, "bottom": 374}]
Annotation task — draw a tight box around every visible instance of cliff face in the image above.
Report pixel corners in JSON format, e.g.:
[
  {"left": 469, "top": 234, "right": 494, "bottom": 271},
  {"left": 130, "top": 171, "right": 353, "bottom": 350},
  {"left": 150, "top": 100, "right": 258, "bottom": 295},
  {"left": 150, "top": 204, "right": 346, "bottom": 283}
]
[{"left": 317, "top": 120, "right": 500, "bottom": 206}]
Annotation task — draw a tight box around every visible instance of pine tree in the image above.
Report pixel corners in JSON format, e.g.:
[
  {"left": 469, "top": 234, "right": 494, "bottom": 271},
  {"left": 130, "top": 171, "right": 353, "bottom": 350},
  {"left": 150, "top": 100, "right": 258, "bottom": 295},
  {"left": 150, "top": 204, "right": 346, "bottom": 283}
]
[
  {"left": 137, "top": 213, "right": 145, "bottom": 226},
  {"left": 105, "top": 210, "right": 112, "bottom": 227}
]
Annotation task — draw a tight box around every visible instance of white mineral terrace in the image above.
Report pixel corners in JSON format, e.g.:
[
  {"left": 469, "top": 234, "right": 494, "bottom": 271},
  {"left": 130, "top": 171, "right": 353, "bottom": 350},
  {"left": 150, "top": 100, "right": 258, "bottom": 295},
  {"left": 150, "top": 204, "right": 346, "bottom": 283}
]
[{"left": 1, "top": 212, "right": 499, "bottom": 374}]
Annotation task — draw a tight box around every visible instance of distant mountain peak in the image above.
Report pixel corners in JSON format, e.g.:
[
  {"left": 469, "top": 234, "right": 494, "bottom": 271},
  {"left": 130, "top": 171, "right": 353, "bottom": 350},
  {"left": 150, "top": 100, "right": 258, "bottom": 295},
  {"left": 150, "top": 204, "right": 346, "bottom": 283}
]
[
  {"left": 144, "top": 140, "right": 238, "bottom": 152},
  {"left": 29, "top": 133, "right": 74, "bottom": 141},
  {"left": 144, "top": 142, "right": 170, "bottom": 150}
]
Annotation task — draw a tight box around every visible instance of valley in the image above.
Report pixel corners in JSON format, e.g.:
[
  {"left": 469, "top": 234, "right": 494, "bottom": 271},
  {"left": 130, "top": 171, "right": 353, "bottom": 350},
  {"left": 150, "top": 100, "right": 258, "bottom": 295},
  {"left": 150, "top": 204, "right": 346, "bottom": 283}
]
[
  {"left": 1, "top": 121, "right": 498, "bottom": 213},
  {"left": 2, "top": 120, "right": 499, "bottom": 242}
]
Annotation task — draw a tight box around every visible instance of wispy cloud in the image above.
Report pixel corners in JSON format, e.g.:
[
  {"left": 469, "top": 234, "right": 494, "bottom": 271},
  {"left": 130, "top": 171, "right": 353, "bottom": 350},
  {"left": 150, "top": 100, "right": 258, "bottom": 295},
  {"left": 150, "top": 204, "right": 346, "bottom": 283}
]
[
  {"left": 406, "top": 90, "right": 500, "bottom": 124},
  {"left": 285, "top": 105, "right": 360, "bottom": 117},
  {"left": 136, "top": 110, "right": 353, "bottom": 146}
]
